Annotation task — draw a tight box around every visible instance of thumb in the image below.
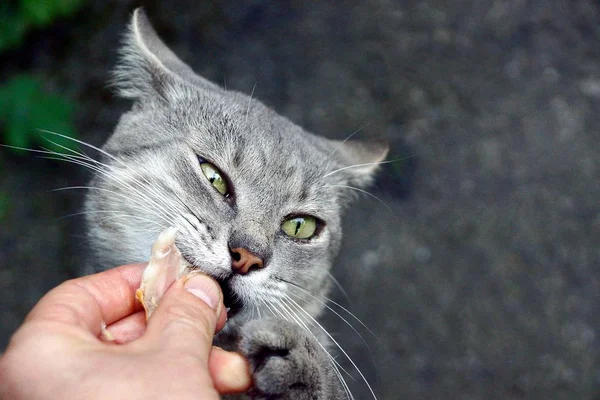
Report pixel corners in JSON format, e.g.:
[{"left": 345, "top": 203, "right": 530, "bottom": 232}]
[{"left": 142, "top": 273, "right": 225, "bottom": 361}]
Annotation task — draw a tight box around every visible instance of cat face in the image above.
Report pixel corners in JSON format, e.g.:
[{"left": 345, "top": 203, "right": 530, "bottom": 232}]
[{"left": 85, "top": 9, "right": 387, "bottom": 330}]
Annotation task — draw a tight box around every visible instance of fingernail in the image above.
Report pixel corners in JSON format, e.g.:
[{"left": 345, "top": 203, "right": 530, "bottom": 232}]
[{"left": 184, "top": 274, "right": 220, "bottom": 311}]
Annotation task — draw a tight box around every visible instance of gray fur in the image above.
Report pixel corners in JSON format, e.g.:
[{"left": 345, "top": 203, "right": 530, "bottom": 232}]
[
  {"left": 239, "top": 318, "right": 345, "bottom": 399},
  {"left": 86, "top": 8, "right": 387, "bottom": 399}
]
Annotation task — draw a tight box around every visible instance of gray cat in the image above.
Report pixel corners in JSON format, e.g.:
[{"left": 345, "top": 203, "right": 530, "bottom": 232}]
[{"left": 84, "top": 8, "right": 387, "bottom": 399}]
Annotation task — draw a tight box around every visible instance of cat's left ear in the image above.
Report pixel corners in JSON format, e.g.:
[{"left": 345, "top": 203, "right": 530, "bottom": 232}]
[
  {"left": 113, "top": 8, "right": 221, "bottom": 102},
  {"left": 330, "top": 139, "right": 389, "bottom": 188}
]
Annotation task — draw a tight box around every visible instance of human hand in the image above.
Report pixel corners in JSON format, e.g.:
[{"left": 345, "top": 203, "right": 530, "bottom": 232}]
[{"left": 0, "top": 263, "right": 251, "bottom": 399}]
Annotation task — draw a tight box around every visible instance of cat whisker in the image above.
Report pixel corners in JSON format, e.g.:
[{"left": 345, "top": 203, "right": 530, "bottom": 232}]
[
  {"left": 37, "top": 129, "right": 119, "bottom": 164},
  {"left": 267, "top": 296, "right": 344, "bottom": 374},
  {"left": 39, "top": 135, "right": 95, "bottom": 162},
  {"left": 324, "top": 183, "right": 400, "bottom": 224},
  {"left": 260, "top": 298, "right": 281, "bottom": 320},
  {"left": 254, "top": 299, "right": 262, "bottom": 320},
  {"left": 276, "top": 296, "right": 354, "bottom": 380},
  {"left": 178, "top": 213, "right": 202, "bottom": 233},
  {"left": 319, "top": 122, "right": 372, "bottom": 175},
  {"left": 39, "top": 142, "right": 178, "bottom": 223},
  {"left": 58, "top": 209, "right": 168, "bottom": 229},
  {"left": 255, "top": 303, "right": 260, "bottom": 319},
  {"left": 51, "top": 155, "right": 176, "bottom": 227},
  {"left": 321, "top": 155, "right": 414, "bottom": 180},
  {"left": 281, "top": 283, "right": 384, "bottom": 393},
  {"left": 328, "top": 122, "right": 371, "bottom": 159},
  {"left": 285, "top": 290, "right": 372, "bottom": 351},
  {"left": 280, "top": 277, "right": 380, "bottom": 343},
  {"left": 273, "top": 296, "right": 355, "bottom": 400},
  {"left": 39, "top": 149, "right": 96, "bottom": 166},
  {"left": 281, "top": 293, "right": 377, "bottom": 400},
  {"left": 53, "top": 185, "right": 173, "bottom": 228},
  {"left": 161, "top": 185, "right": 205, "bottom": 228},
  {"left": 314, "top": 122, "right": 372, "bottom": 188},
  {"left": 245, "top": 82, "right": 257, "bottom": 123},
  {"left": 39, "top": 131, "right": 184, "bottom": 224},
  {"left": 323, "top": 268, "right": 352, "bottom": 303},
  {"left": 0, "top": 143, "right": 89, "bottom": 161},
  {"left": 277, "top": 299, "right": 355, "bottom": 400},
  {"left": 96, "top": 213, "right": 167, "bottom": 229}
]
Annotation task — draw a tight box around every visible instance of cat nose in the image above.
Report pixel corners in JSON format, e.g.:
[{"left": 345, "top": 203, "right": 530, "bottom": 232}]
[{"left": 230, "top": 247, "right": 264, "bottom": 274}]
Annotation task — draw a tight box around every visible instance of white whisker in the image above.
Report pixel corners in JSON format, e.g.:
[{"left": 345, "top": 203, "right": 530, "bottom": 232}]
[
  {"left": 260, "top": 298, "right": 282, "bottom": 320},
  {"left": 284, "top": 281, "right": 380, "bottom": 343},
  {"left": 318, "top": 122, "right": 372, "bottom": 177},
  {"left": 286, "top": 289, "right": 372, "bottom": 351},
  {"left": 53, "top": 185, "right": 173, "bottom": 227},
  {"left": 274, "top": 296, "right": 355, "bottom": 400},
  {"left": 324, "top": 183, "right": 399, "bottom": 224},
  {"left": 245, "top": 82, "right": 257, "bottom": 123},
  {"left": 322, "top": 156, "right": 413, "bottom": 180},
  {"left": 324, "top": 269, "right": 352, "bottom": 303},
  {"left": 39, "top": 131, "right": 186, "bottom": 224},
  {"left": 282, "top": 294, "right": 377, "bottom": 400},
  {"left": 96, "top": 213, "right": 166, "bottom": 229},
  {"left": 52, "top": 162, "right": 175, "bottom": 227},
  {"left": 328, "top": 122, "right": 371, "bottom": 160},
  {"left": 59, "top": 209, "right": 167, "bottom": 229}
]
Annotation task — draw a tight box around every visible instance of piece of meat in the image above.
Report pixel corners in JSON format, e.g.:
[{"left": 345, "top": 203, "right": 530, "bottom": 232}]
[{"left": 136, "top": 227, "right": 191, "bottom": 319}]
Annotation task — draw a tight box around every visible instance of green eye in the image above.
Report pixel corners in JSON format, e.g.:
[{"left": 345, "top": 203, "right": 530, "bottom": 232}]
[
  {"left": 281, "top": 216, "right": 318, "bottom": 239},
  {"left": 200, "top": 162, "right": 228, "bottom": 196}
]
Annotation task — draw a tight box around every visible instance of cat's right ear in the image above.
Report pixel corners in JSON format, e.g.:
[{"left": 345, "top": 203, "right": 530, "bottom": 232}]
[{"left": 112, "top": 8, "right": 221, "bottom": 102}]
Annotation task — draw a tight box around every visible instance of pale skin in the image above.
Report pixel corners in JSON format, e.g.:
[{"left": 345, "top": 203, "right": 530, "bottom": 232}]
[{"left": 0, "top": 263, "right": 252, "bottom": 399}]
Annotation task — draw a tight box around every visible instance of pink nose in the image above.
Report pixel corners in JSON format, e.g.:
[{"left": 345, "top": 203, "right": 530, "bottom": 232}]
[{"left": 230, "top": 247, "right": 264, "bottom": 274}]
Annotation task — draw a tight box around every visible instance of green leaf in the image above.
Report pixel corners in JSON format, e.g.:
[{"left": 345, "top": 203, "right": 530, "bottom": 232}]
[
  {"left": 21, "top": 0, "right": 87, "bottom": 26},
  {"left": 0, "top": 75, "right": 79, "bottom": 154},
  {"left": 21, "top": 0, "right": 56, "bottom": 26},
  {"left": 0, "top": 0, "right": 88, "bottom": 53},
  {"left": 0, "top": 3, "right": 29, "bottom": 52},
  {"left": 56, "top": 0, "right": 87, "bottom": 16}
]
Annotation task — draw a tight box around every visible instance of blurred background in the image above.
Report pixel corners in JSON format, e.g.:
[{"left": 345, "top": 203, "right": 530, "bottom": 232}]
[{"left": 1, "top": 1, "right": 599, "bottom": 399}]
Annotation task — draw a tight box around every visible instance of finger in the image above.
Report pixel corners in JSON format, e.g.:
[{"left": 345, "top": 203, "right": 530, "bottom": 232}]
[
  {"left": 181, "top": 273, "right": 227, "bottom": 333},
  {"left": 106, "top": 283, "right": 226, "bottom": 345},
  {"left": 141, "top": 274, "right": 224, "bottom": 362},
  {"left": 26, "top": 263, "right": 147, "bottom": 336},
  {"left": 103, "top": 310, "right": 147, "bottom": 344},
  {"left": 209, "top": 347, "right": 252, "bottom": 394}
]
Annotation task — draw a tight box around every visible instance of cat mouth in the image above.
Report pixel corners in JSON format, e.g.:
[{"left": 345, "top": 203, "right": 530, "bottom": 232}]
[
  {"left": 179, "top": 252, "right": 244, "bottom": 319},
  {"left": 217, "top": 277, "right": 244, "bottom": 319}
]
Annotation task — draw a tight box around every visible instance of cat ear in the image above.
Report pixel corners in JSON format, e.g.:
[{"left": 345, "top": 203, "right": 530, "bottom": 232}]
[
  {"left": 112, "top": 8, "right": 221, "bottom": 101},
  {"left": 331, "top": 139, "right": 389, "bottom": 188}
]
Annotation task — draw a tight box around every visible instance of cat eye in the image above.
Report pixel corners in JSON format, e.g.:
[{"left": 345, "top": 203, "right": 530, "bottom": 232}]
[
  {"left": 281, "top": 216, "right": 318, "bottom": 240},
  {"left": 199, "top": 160, "right": 229, "bottom": 196}
]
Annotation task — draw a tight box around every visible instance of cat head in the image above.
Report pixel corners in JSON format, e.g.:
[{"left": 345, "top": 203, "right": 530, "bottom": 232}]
[{"left": 86, "top": 8, "right": 387, "bottom": 330}]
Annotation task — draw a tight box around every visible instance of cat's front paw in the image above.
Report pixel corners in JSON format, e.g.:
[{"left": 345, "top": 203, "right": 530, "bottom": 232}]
[{"left": 238, "top": 317, "right": 338, "bottom": 400}]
